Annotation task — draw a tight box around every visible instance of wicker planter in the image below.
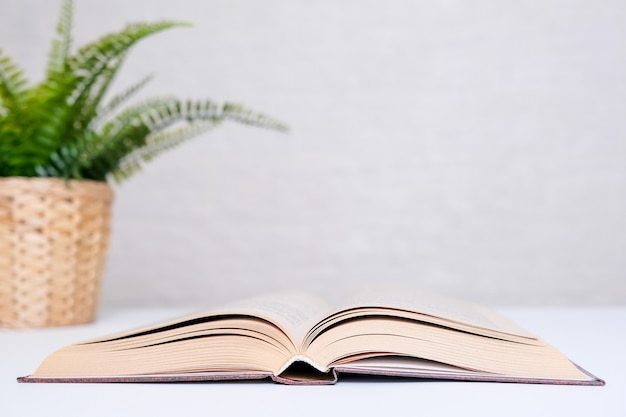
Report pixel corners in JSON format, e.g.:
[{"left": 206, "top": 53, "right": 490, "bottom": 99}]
[{"left": 0, "top": 177, "right": 113, "bottom": 328}]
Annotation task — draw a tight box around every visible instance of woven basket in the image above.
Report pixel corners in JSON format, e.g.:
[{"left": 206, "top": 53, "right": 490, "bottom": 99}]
[{"left": 0, "top": 177, "right": 113, "bottom": 328}]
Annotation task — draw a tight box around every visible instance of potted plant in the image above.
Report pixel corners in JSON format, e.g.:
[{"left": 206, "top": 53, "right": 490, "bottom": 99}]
[{"left": 0, "top": 0, "right": 286, "bottom": 328}]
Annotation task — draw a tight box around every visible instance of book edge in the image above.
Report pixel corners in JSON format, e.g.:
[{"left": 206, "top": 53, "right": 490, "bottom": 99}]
[
  {"left": 17, "top": 363, "right": 604, "bottom": 386},
  {"left": 334, "top": 363, "right": 605, "bottom": 386},
  {"left": 17, "top": 372, "right": 273, "bottom": 384}
]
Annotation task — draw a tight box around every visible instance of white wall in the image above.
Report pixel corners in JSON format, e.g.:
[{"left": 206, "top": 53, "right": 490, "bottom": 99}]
[{"left": 1, "top": 0, "right": 625, "bottom": 306}]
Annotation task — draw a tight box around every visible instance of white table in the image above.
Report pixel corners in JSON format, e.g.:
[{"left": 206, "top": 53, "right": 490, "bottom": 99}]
[{"left": 2, "top": 307, "right": 624, "bottom": 417}]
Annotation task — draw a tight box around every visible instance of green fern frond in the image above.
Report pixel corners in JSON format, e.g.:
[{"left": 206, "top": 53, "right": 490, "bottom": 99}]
[
  {"left": 95, "top": 73, "right": 153, "bottom": 123},
  {"left": 80, "top": 100, "right": 209, "bottom": 179},
  {"left": 27, "top": 0, "right": 74, "bottom": 158},
  {"left": 46, "top": 0, "right": 73, "bottom": 79},
  {"left": 1, "top": 49, "right": 54, "bottom": 174},
  {"left": 74, "top": 54, "right": 127, "bottom": 135},
  {"left": 86, "top": 98, "right": 205, "bottom": 171},
  {"left": 23, "top": 21, "right": 187, "bottom": 178},
  {"left": 96, "top": 97, "right": 177, "bottom": 139},
  {"left": 27, "top": 21, "right": 186, "bottom": 154},
  {"left": 75, "top": 98, "right": 182, "bottom": 180},
  {"left": 0, "top": 2, "right": 286, "bottom": 183},
  {"left": 69, "top": 21, "right": 189, "bottom": 79},
  {"left": 111, "top": 120, "right": 217, "bottom": 182},
  {"left": 61, "top": 22, "right": 179, "bottom": 128},
  {"left": 222, "top": 102, "right": 289, "bottom": 132},
  {"left": 93, "top": 100, "right": 286, "bottom": 182},
  {"left": 0, "top": 48, "right": 28, "bottom": 109},
  {"left": 34, "top": 143, "right": 82, "bottom": 179}
]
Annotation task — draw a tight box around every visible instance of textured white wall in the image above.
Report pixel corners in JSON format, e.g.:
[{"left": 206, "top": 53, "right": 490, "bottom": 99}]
[{"left": 1, "top": 0, "right": 625, "bottom": 306}]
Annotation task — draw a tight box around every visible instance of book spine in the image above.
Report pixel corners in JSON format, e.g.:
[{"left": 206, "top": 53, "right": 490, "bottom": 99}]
[{"left": 276, "top": 355, "right": 328, "bottom": 375}]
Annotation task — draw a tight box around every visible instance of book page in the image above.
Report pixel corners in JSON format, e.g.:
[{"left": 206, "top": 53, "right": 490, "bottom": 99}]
[
  {"left": 222, "top": 291, "right": 333, "bottom": 345},
  {"left": 339, "top": 286, "right": 534, "bottom": 337}
]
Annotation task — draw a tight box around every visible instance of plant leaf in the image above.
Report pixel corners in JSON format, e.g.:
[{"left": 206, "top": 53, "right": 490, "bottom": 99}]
[
  {"left": 0, "top": 48, "right": 29, "bottom": 110},
  {"left": 45, "top": 0, "right": 73, "bottom": 80},
  {"left": 111, "top": 120, "right": 217, "bottom": 182},
  {"left": 21, "top": 21, "right": 189, "bottom": 180},
  {"left": 222, "top": 102, "right": 289, "bottom": 132},
  {"left": 0, "top": 2, "right": 287, "bottom": 182},
  {"left": 94, "top": 73, "right": 153, "bottom": 125},
  {"left": 80, "top": 99, "right": 287, "bottom": 183}
]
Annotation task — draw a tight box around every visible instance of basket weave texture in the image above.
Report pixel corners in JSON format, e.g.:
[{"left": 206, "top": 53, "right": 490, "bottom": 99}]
[{"left": 0, "top": 177, "right": 113, "bottom": 328}]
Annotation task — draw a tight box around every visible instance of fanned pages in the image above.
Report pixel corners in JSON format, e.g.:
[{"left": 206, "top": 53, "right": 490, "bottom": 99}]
[{"left": 19, "top": 289, "right": 604, "bottom": 386}]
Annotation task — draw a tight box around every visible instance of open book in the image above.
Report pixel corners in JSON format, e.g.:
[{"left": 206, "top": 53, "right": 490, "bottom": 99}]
[{"left": 19, "top": 288, "right": 604, "bottom": 385}]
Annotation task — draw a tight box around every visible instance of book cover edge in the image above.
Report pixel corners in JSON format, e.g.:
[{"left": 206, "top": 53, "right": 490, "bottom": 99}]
[{"left": 17, "top": 364, "right": 604, "bottom": 386}]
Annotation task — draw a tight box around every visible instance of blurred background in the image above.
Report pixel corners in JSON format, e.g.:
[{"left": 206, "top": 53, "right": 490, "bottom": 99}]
[{"left": 1, "top": 0, "right": 624, "bottom": 307}]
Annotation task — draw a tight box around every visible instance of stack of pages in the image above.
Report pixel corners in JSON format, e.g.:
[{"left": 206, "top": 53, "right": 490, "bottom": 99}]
[{"left": 20, "top": 289, "right": 604, "bottom": 385}]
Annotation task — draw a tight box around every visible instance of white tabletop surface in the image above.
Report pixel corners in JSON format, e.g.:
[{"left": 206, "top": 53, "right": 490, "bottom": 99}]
[{"left": 2, "top": 306, "right": 624, "bottom": 417}]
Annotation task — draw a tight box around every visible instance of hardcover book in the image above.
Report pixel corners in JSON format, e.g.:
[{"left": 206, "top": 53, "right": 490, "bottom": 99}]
[{"left": 19, "top": 288, "right": 604, "bottom": 386}]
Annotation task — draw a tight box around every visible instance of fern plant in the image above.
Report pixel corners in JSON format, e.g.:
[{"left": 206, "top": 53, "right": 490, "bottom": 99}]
[{"left": 0, "top": 0, "right": 286, "bottom": 183}]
